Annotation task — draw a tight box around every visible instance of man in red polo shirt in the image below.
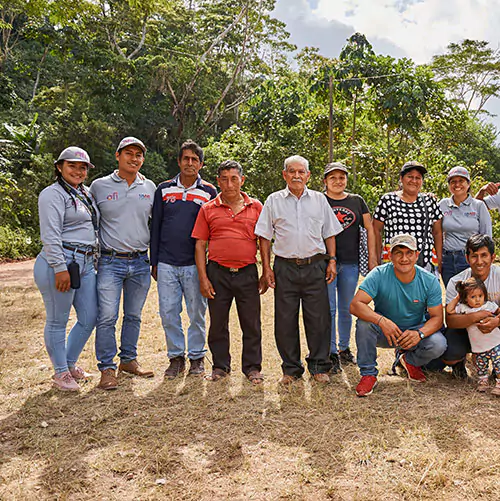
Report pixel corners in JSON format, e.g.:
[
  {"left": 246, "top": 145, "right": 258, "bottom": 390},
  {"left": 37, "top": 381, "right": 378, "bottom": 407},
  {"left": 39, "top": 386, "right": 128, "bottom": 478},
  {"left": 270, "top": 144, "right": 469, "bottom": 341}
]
[{"left": 192, "top": 160, "right": 267, "bottom": 384}]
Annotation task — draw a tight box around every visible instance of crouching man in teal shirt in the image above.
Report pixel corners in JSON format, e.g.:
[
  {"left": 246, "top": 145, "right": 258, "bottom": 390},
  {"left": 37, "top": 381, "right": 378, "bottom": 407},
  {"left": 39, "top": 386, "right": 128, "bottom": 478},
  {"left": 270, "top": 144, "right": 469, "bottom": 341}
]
[{"left": 350, "top": 234, "right": 446, "bottom": 397}]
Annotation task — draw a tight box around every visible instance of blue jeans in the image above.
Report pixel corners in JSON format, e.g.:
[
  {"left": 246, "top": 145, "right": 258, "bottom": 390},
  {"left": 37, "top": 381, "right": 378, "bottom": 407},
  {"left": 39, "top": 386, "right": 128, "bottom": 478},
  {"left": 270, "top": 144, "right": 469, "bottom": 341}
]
[
  {"left": 441, "top": 250, "right": 469, "bottom": 287},
  {"left": 34, "top": 248, "right": 97, "bottom": 374},
  {"left": 355, "top": 319, "right": 447, "bottom": 376},
  {"left": 327, "top": 263, "right": 359, "bottom": 354},
  {"left": 95, "top": 254, "right": 151, "bottom": 371},
  {"left": 157, "top": 262, "right": 207, "bottom": 360}
]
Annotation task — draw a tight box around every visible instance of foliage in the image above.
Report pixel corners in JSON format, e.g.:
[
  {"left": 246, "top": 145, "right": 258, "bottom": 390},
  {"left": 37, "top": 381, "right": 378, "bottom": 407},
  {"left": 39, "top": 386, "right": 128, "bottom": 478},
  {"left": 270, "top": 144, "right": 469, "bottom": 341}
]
[{"left": 1, "top": 0, "right": 500, "bottom": 257}]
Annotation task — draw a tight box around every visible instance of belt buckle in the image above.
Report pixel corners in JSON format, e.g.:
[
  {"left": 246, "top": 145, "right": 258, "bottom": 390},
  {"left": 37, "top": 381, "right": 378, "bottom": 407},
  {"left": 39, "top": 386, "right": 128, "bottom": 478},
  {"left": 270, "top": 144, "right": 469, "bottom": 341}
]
[{"left": 229, "top": 267, "right": 239, "bottom": 273}]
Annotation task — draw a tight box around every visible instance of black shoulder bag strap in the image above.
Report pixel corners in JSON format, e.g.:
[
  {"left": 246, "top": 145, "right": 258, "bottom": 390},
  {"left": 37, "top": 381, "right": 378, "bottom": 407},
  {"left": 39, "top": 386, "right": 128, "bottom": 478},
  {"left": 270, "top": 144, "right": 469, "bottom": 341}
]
[{"left": 57, "top": 178, "right": 98, "bottom": 234}]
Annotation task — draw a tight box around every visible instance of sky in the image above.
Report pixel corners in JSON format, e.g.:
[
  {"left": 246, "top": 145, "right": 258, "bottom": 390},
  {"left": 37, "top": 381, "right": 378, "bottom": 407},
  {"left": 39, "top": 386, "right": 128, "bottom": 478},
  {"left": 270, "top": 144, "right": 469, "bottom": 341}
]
[{"left": 272, "top": 0, "right": 500, "bottom": 131}]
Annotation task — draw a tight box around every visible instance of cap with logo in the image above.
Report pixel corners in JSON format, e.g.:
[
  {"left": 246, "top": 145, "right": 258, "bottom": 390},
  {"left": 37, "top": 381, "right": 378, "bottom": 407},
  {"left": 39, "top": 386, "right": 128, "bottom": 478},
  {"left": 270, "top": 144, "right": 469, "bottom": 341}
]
[
  {"left": 55, "top": 146, "right": 95, "bottom": 169},
  {"left": 446, "top": 166, "right": 470, "bottom": 183},
  {"left": 389, "top": 233, "right": 418, "bottom": 252},
  {"left": 116, "top": 136, "right": 147, "bottom": 155},
  {"left": 400, "top": 160, "right": 427, "bottom": 177},
  {"left": 324, "top": 162, "right": 349, "bottom": 178}
]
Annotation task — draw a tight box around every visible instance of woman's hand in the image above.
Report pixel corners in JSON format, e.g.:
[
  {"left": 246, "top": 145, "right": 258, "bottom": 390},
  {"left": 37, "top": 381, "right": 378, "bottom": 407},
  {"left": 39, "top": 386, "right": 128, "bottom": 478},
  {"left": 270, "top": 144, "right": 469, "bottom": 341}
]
[{"left": 55, "top": 270, "right": 71, "bottom": 292}]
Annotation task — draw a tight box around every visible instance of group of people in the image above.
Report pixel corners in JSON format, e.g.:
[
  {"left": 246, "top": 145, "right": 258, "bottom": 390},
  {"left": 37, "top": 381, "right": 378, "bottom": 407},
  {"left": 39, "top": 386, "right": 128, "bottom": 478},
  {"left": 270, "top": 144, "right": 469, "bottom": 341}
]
[{"left": 34, "top": 138, "right": 500, "bottom": 398}]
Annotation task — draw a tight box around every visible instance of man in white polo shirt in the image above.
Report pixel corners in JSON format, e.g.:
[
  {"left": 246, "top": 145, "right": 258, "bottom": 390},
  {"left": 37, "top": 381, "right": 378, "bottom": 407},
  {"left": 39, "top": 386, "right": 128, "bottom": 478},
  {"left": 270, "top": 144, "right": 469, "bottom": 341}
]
[
  {"left": 255, "top": 155, "right": 343, "bottom": 385},
  {"left": 90, "top": 137, "right": 156, "bottom": 390}
]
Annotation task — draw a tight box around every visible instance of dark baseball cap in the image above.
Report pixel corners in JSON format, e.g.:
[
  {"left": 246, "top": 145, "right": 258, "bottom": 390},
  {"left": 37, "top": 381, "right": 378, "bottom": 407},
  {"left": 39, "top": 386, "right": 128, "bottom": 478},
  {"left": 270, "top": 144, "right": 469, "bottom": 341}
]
[
  {"left": 324, "top": 162, "right": 349, "bottom": 178},
  {"left": 400, "top": 160, "right": 427, "bottom": 177}
]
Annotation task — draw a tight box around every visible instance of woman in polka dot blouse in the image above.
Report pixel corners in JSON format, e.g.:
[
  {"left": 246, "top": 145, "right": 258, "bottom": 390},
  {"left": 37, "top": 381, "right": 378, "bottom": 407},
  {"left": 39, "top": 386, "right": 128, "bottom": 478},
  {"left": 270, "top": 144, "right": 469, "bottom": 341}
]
[{"left": 372, "top": 161, "right": 443, "bottom": 275}]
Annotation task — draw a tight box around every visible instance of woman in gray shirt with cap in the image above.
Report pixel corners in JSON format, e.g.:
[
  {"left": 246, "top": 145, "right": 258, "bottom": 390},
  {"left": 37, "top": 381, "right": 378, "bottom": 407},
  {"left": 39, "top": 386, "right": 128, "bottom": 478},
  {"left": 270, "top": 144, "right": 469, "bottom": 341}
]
[
  {"left": 33, "top": 146, "right": 99, "bottom": 391},
  {"left": 439, "top": 166, "right": 491, "bottom": 286}
]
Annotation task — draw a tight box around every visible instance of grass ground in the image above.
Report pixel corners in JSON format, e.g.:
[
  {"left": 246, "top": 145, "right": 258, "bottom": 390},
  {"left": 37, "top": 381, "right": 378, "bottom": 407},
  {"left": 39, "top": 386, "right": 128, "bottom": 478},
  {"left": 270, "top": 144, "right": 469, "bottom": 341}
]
[{"left": 1, "top": 261, "right": 499, "bottom": 500}]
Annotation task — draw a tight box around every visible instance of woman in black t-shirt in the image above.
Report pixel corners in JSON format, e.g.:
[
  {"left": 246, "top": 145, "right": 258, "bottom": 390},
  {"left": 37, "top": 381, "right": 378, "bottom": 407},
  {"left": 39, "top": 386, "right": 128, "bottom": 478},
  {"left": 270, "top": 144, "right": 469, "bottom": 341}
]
[{"left": 323, "top": 162, "right": 377, "bottom": 373}]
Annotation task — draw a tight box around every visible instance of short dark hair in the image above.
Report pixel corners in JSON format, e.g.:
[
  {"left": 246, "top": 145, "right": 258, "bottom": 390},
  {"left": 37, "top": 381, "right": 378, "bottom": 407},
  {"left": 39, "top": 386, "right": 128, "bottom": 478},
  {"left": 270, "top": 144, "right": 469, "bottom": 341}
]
[
  {"left": 217, "top": 160, "right": 243, "bottom": 177},
  {"left": 465, "top": 234, "right": 495, "bottom": 256},
  {"left": 456, "top": 276, "right": 488, "bottom": 305},
  {"left": 178, "top": 139, "right": 203, "bottom": 163}
]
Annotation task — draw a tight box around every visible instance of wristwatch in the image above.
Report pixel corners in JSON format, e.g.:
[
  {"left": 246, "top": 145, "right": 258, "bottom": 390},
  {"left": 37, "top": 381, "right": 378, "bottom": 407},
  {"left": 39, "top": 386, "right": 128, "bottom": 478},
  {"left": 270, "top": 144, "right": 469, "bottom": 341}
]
[
  {"left": 417, "top": 329, "right": 425, "bottom": 339},
  {"left": 329, "top": 256, "right": 337, "bottom": 261}
]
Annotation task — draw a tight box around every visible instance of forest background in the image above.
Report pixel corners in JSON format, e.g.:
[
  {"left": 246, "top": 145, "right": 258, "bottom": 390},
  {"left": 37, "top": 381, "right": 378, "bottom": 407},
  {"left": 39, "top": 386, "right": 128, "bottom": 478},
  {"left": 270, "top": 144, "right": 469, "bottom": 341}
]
[{"left": 2, "top": 0, "right": 500, "bottom": 258}]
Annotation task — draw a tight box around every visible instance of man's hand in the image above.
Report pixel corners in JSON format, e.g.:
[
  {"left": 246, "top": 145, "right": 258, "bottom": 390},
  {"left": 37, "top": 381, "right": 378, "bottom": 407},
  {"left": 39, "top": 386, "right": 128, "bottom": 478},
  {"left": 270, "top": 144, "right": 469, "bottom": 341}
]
[
  {"left": 398, "top": 329, "right": 421, "bottom": 350},
  {"left": 199, "top": 277, "right": 216, "bottom": 299},
  {"left": 151, "top": 265, "right": 158, "bottom": 281},
  {"left": 477, "top": 182, "right": 500, "bottom": 199},
  {"left": 477, "top": 315, "right": 500, "bottom": 334},
  {"left": 379, "top": 317, "right": 402, "bottom": 347},
  {"left": 263, "top": 267, "right": 275, "bottom": 289},
  {"left": 326, "top": 260, "right": 337, "bottom": 284},
  {"left": 258, "top": 275, "right": 269, "bottom": 295},
  {"left": 55, "top": 270, "right": 71, "bottom": 292}
]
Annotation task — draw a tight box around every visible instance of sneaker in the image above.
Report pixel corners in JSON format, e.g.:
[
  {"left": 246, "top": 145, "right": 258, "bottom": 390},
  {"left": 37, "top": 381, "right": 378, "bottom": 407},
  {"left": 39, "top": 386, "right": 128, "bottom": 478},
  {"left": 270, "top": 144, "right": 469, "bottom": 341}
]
[
  {"left": 491, "top": 379, "right": 500, "bottom": 397},
  {"left": 69, "top": 366, "right": 92, "bottom": 380},
  {"left": 356, "top": 375, "right": 378, "bottom": 397},
  {"left": 329, "top": 353, "right": 342, "bottom": 374},
  {"left": 164, "top": 356, "right": 186, "bottom": 380},
  {"left": 339, "top": 348, "right": 356, "bottom": 365},
  {"left": 53, "top": 371, "right": 80, "bottom": 392},
  {"left": 400, "top": 355, "right": 426, "bottom": 382},
  {"left": 188, "top": 357, "right": 205, "bottom": 376},
  {"left": 451, "top": 359, "right": 468, "bottom": 380},
  {"left": 98, "top": 368, "right": 118, "bottom": 390},
  {"left": 477, "top": 377, "right": 489, "bottom": 393}
]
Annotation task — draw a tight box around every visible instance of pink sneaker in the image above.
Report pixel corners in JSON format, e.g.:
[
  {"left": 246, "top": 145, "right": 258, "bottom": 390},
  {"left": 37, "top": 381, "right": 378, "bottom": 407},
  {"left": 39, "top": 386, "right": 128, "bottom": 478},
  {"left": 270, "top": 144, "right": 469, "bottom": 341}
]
[
  {"left": 400, "top": 355, "right": 426, "bottom": 382},
  {"left": 69, "top": 366, "right": 92, "bottom": 380},
  {"left": 53, "top": 371, "right": 80, "bottom": 391}
]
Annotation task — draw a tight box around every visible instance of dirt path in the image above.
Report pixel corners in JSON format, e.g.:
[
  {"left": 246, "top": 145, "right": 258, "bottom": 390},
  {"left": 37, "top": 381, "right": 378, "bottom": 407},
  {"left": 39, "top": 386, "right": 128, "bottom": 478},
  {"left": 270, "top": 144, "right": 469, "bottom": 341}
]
[{"left": 0, "top": 259, "right": 35, "bottom": 289}]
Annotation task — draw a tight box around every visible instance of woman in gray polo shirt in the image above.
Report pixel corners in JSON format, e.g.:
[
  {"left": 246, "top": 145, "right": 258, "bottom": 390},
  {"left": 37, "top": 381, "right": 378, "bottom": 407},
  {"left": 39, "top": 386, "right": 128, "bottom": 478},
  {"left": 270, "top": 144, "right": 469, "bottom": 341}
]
[
  {"left": 33, "top": 147, "right": 99, "bottom": 391},
  {"left": 439, "top": 166, "right": 492, "bottom": 286}
]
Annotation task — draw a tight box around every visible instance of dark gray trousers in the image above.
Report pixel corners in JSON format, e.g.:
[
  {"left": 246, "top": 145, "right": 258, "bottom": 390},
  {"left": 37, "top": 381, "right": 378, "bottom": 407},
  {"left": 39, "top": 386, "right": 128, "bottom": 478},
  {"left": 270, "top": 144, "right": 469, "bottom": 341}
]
[{"left": 274, "top": 257, "right": 333, "bottom": 377}]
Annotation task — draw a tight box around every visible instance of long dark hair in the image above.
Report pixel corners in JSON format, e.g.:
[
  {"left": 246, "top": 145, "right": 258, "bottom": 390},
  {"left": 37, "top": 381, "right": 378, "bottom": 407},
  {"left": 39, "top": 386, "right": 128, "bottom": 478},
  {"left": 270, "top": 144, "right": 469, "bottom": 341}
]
[{"left": 456, "top": 277, "right": 488, "bottom": 305}]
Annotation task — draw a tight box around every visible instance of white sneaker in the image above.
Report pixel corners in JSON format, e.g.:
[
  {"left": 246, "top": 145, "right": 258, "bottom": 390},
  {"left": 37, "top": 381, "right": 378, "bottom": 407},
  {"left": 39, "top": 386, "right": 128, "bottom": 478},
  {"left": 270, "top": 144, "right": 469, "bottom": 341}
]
[{"left": 53, "top": 371, "right": 80, "bottom": 391}]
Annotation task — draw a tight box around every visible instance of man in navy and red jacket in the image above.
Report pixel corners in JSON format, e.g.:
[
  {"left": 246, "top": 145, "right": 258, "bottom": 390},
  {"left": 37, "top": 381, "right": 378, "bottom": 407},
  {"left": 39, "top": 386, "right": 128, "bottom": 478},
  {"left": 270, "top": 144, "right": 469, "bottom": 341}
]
[{"left": 150, "top": 140, "right": 216, "bottom": 379}]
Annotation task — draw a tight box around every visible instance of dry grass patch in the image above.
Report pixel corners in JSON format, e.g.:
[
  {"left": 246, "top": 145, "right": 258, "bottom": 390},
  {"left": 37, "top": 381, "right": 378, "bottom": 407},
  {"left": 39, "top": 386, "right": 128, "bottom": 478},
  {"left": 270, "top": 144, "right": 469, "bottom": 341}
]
[{"left": 1, "top": 263, "right": 499, "bottom": 500}]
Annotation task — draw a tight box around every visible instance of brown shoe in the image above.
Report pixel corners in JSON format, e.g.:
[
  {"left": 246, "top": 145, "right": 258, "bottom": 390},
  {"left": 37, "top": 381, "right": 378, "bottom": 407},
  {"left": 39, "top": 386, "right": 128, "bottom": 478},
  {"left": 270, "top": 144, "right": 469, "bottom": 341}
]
[
  {"left": 98, "top": 368, "right": 118, "bottom": 390},
  {"left": 164, "top": 356, "right": 186, "bottom": 380},
  {"left": 118, "top": 359, "right": 154, "bottom": 378},
  {"left": 312, "top": 373, "right": 330, "bottom": 384},
  {"left": 188, "top": 357, "right": 205, "bottom": 376},
  {"left": 278, "top": 374, "right": 297, "bottom": 386}
]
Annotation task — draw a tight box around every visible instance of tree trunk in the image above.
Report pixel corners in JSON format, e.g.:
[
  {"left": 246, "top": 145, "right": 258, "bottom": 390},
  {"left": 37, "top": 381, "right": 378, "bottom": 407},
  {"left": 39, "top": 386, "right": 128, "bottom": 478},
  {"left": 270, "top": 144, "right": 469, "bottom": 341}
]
[
  {"left": 385, "top": 126, "right": 390, "bottom": 190},
  {"left": 351, "top": 92, "right": 357, "bottom": 184},
  {"left": 31, "top": 46, "right": 49, "bottom": 103},
  {"left": 328, "top": 74, "right": 333, "bottom": 162}
]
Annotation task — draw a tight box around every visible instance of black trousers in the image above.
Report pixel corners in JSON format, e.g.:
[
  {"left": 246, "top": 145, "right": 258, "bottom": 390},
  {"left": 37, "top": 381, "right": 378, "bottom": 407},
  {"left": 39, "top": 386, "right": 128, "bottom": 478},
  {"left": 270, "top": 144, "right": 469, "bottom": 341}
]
[
  {"left": 274, "top": 257, "right": 333, "bottom": 377},
  {"left": 442, "top": 327, "right": 470, "bottom": 361},
  {"left": 206, "top": 261, "right": 262, "bottom": 375}
]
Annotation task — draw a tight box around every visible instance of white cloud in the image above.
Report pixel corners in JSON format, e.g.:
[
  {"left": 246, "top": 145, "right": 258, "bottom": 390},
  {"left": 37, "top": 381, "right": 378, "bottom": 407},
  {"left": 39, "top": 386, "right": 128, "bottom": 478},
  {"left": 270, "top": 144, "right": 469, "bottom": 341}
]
[{"left": 313, "top": 0, "right": 500, "bottom": 63}]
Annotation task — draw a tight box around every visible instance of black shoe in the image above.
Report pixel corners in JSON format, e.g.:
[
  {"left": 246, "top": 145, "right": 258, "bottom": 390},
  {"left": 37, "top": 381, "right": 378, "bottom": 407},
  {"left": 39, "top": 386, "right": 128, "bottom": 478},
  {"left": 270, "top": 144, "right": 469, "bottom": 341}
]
[
  {"left": 188, "top": 357, "right": 205, "bottom": 376},
  {"left": 164, "top": 356, "right": 186, "bottom": 379},
  {"left": 329, "top": 353, "right": 342, "bottom": 374},
  {"left": 339, "top": 348, "right": 356, "bottom": 365},
  {"left": 451, "top": 359, "right": 468, "bottom": 380}
]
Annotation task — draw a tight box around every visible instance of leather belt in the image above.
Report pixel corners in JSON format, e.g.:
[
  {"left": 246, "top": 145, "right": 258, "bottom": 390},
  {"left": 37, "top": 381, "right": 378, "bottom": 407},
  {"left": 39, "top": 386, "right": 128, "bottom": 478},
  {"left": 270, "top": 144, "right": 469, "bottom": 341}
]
[
  {"left": 209, "top": 261, "right": 254, "bottom": 274},
  {"left": 101, "top": 249, "right": 148, "bottom": 259},
  {"left": 276, "top": 254, "right": 327, "bottom": 266},
  {"left": 63, "top": 243, "right": 96, "bottom": 255},
  {"left": 443, "top": 249, "right": 465, "bottom": 255}
]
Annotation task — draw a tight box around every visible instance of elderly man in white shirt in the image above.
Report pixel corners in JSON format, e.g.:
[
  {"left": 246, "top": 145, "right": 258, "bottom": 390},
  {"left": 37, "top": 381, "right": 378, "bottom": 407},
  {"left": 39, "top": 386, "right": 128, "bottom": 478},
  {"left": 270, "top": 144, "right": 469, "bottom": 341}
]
[{"left": 255, "top": 155, "right": 343, "bottom": 385}]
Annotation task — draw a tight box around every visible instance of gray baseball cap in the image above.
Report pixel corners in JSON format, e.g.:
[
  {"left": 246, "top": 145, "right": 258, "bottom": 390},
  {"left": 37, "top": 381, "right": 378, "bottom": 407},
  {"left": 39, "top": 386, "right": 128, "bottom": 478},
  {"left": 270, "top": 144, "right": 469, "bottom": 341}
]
[
  {"left": 324, "top": 162, "right": 349, "bottom": 178},
  {"left": 447, "top": 166, "right": 471, "bottom": 182},
  {"left": 116, "top": 136, "right": 147, "bottom": 155},
  {"left": 389, "top": 234, "right": 418, "bottom": 251},
  {"left": 55, "top": 146, "right": 95, "bottom": 168}
]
